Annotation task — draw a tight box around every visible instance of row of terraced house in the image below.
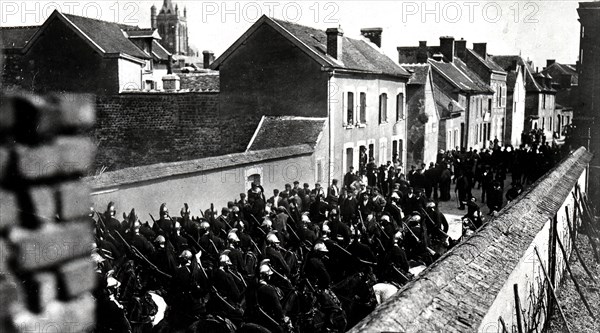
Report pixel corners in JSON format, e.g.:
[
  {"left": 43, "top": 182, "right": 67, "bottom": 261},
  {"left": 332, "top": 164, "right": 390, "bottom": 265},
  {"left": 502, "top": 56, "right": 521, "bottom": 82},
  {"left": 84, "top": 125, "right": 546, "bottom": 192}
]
[{"left": 0, "top": 3, "right": 577, "bottom": 212}]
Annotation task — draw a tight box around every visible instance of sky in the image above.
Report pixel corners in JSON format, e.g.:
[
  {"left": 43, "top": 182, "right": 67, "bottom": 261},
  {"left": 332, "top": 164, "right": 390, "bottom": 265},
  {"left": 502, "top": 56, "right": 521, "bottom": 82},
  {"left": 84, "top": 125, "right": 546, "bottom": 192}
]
[{"left": 0, "top": 0, "right": 583, "bottom": 69}]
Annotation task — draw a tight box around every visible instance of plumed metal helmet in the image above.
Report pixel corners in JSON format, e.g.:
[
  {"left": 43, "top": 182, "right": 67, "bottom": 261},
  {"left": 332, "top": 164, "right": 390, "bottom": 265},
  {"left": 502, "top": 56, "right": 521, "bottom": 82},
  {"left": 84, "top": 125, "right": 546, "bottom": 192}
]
[
  {"left": 179, "top": 250, "right": 193, "bottom": 261},
  {"left": 106, "top": 202, "right": 116, "bottom": 216},
  {"left": 231, "top": 206, "right": 240, "bottom": 213},
  {"left": 321, "top": 223, "right": 331, "bottom": 234},
  {"left": 391, "top": 192, "right": 400, "bottom": 200},
  {"left": 154, "top": 235, "right": 166, "bottom": 245},
  {"left": 426, "top": 201, "right": 436, "bottom": 208},
  {"left": 228, "top": 229, "right": 240, "bottom": 243},
  {"left": 160, "top": 203, "right": 168, "bottom": 216},
  {"left": 200, "top": 221, "right": 210, "bottom": 230},
  {"left": 219, "top": 253, "right": 232, "bottom": 266},
  {"left": 381, "top": 215, "right": 391, "bottom": 223},
  {"left": 408, "top": 214, "right": 422, "bottom": 223},
  {"left": 259, "top": 263, "right": 273, "bottom": 276},
  {"left": 301, "top": 214, "right": 311, "bottom": 224},
  {"left": 314, "top": 242, "right": 329, "bottom": 253},
  {"left": 261, "top": 219, "right": 272, "bottom": 229},
  {"left": 180, "top": 203, "right": 190, "bottom": 216},
  {"left": 266, "top": 232, "right": 280, "bottom": 245}
]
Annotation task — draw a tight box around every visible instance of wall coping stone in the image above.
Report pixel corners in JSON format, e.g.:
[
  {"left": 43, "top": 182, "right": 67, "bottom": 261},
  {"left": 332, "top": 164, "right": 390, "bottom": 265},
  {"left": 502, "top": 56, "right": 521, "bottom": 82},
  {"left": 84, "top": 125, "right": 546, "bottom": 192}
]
[
  {"left": 349, "top": 147, "right": 593, "bottom": 333},
  {"left": 86, "top": 144, "right": 314, "bottom": 190}
]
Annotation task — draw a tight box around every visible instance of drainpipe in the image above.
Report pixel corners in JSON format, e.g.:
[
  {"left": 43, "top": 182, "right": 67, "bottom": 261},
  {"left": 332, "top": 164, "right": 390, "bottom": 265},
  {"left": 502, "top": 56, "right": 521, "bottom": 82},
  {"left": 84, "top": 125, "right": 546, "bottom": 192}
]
[{"left": 328, "top": 70, "right": 335, "bottom": 186}]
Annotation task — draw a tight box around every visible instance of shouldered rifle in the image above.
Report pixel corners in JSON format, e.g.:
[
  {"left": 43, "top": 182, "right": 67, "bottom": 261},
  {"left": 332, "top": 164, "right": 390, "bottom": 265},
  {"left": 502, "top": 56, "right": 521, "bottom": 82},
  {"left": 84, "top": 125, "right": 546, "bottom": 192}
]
[
  {"left": 250, "top": 239, "right": 263, "bottom": 256},
  {"left": 391, "top": 264, "right": 410, "bottom": 284},
  {"left": 420, "top": 208, "right": 451, "bottom": 239},
  {"left": 113, "top": 229, "right": 172, "bottom": 279}
]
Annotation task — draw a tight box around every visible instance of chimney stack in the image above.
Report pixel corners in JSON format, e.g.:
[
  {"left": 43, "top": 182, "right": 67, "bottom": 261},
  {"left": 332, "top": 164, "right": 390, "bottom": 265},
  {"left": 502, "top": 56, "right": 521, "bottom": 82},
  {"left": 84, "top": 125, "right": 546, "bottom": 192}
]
[
  {"left": 439, "top": 36, "right": 455, "bottom": 62},
  {"left": 326, "top": 27, "right": 344, "bottom": 60},
  {"left": 151, "top": 5, "right": 157, "bottom": 29},
  {"left": 473, "top": 43, "right": 487, "bottom": 59},
  {"left": 417, "top": 41, "right": 428, "bottom": 63},
  {"left": 360, "top": 28, "right": 383, "bottom": 48},
  {"left": 454, "top": 38, "right": 467, "bottom": 59},
  {"left": 547, "top": 59, "right": 556, "bottom": 68},
  {"left": 203, "top": 50, "right": 214, "bottom": 69}
]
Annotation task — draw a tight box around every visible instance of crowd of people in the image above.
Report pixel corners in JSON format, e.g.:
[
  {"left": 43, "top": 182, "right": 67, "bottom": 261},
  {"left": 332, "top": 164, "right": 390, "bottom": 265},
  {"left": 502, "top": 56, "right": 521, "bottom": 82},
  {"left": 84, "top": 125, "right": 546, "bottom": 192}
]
[{"left": 92, "top": 141, "right": 567, "bottom": 333}]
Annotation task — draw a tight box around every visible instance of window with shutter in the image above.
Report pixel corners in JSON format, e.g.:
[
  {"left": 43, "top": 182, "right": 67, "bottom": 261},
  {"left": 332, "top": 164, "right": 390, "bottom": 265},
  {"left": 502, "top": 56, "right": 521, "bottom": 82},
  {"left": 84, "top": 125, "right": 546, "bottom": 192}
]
[
  {"left": 347, "top": 92, "right": 354, "bottom": 125},
  {"left": 379, "top": 93, "right": 388, "bottom": 124},
  {"left": 396, "top": 93, "right": 404, "bottom": 121},
  {"left": 360, "top": 92, "right": 367, "bottom": 123}
]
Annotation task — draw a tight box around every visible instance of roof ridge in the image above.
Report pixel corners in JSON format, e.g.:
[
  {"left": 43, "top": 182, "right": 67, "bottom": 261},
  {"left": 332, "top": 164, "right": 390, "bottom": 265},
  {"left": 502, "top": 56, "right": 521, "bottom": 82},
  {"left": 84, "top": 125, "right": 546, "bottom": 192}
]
[
  {"left": 62, "top": 11, "right": 140, "bottom": 29},
  {"left": 0, "top": 25, "right": 40, "bottom": 30}
]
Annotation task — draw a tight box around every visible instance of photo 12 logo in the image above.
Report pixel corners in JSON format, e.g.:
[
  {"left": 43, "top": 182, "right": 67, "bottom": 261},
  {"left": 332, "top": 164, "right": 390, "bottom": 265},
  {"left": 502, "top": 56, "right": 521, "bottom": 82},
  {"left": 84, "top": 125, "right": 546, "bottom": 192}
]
[
  {"left": 201, "top": 1, "right": 339, "bottom": 24},
  {"left": 401, "top": 1, "right": 539, "bottom": 24},
  {"left": 1, "top": 1, "right": 140, "bottom": 25}
]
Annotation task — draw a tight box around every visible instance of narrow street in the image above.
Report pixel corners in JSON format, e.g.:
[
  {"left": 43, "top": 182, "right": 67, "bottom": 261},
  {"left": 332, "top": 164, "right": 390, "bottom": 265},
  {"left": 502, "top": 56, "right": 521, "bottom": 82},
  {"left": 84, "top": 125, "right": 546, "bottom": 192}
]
[{"left": 438, "top": 177, "right": 514, "bottom": 240}]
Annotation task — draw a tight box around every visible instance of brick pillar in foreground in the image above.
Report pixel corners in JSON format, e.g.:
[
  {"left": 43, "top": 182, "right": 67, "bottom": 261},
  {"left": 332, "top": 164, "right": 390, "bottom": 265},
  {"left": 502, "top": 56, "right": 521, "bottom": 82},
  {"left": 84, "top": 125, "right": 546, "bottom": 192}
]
[{"left": 0, "top": 92, "right": 97, "bottom": 332}]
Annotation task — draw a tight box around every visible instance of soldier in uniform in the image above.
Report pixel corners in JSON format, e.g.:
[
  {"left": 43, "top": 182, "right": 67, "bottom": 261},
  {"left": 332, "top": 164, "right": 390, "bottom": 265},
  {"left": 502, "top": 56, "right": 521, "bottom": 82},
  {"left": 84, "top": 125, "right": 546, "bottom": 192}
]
[
  {"left": 264, "top": 232, "right": 291, "bottom": 277},
  {"left": 254, "top": 263, "right": 290, "bottom": 333},
  {"left": 385, "top": 231, "right": 411, "bottom": 284},
  {"left": 304, "top": 242, "right": 331, "bottom": 290},
  {"left": 156, "top": 203, "right": 174, "bottom": 236},
  {"left": 103, "top": 202, "right": 122, "bottom": 234}
]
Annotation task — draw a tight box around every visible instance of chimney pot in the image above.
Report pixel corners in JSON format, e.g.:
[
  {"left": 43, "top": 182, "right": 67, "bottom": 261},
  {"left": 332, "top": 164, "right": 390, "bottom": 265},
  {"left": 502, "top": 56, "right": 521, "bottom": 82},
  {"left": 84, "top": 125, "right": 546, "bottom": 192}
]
[
  {"left": 203, "top": 50, "right": 214, "bottom": 69},
  {"left": 326, "top": 27, "right": 344, "bottom": 60},
  {"left": 361, "top": 28, "right": 383, "bottom": 48},
  {"left": 439, "top": 36, "right": 455, "bottom": 62},
  {"left": 546, "top": 59, "right": 556, "bottom": 68},
  {"left": 473, "top": 43, "right": 487, "bottom": 59}
]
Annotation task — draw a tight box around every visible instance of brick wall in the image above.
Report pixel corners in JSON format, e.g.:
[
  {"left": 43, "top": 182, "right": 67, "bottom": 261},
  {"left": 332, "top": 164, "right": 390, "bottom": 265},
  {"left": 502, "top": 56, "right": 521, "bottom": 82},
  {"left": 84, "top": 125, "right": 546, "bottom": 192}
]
[
  {"left": 0, "top": 91, "right": 97, "bottom": 332},
  {"left": 94, "top": 92, "right": 262, "bottom": 172},
  {"left": 350, "top": 147, "right": 593, "bottom": 332}
]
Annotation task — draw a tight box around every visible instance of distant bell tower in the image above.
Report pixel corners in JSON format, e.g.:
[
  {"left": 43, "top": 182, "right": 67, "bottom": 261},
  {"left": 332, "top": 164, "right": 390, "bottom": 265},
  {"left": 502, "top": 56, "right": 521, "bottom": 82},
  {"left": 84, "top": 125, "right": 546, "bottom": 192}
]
[{"left": 154, "top": 0, "right": 188, "bottom": 55}]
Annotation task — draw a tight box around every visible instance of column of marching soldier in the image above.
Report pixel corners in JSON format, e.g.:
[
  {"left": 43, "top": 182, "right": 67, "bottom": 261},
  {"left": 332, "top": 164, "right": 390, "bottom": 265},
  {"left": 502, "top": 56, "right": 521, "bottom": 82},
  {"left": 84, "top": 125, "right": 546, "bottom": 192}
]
[{"left": 92, "top": 141, "right": 566, "bottom": 333}]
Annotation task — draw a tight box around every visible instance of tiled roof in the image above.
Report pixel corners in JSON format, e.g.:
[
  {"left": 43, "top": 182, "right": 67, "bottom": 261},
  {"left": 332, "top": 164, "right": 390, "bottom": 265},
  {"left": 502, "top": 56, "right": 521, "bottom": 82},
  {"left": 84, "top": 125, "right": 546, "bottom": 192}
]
[
  {"left": 402, "top": 64, "right": 430, "bottom": 85},
  {"left": 0, "top": 26, "right": 39, "bottom": 49},
  {"left": 247, "top": 116, "right": 326, "bottom": 151},
  {"left": 491, "top": 55, "right": 543, "bottom": 93},
  {"left": 466, "top": 48, "right": 505, "bottom": 73},
  {"left": 541, "top": 62, "right": 578, "bottom": 86},
  {"left": 429, "top": 58, "right": 493, "bottom": 93},
  {"left": 433, "top": 84, "right": 465, "bottom": 118},
  {"left": 179, "top": 73, "right": 220, "bottom": 91},
  {"left": 271, "top": 18, "right": 410, "bottom": 77},
  {"left": 151, "top": 40, "right": 171, "bottom": 61},
  {"left": 212, "top": 15, "right": 409, "bottom": 78},
  {"left": 86, "top": 144, "right": 315, "bottom": 189},
  {"left": 62, "top": 12, "right": 150, "bottom": 60}
]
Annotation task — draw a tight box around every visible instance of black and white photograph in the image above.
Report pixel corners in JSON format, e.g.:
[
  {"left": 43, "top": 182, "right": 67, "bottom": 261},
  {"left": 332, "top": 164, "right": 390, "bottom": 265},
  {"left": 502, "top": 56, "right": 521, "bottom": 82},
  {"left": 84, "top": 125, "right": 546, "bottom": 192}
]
[{"left": 0, "top": 0, "right": 599, "bottom": 332}]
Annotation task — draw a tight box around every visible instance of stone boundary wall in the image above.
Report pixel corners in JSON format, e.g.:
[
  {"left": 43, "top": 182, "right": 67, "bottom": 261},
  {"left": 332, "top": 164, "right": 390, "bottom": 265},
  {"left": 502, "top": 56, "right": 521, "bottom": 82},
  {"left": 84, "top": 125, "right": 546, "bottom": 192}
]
[
  {"left": 350, "top": 147, "right": 593, "bottom": 333},
  {"left": 94, "top": 92, "right": 261, "bottom": 172}
]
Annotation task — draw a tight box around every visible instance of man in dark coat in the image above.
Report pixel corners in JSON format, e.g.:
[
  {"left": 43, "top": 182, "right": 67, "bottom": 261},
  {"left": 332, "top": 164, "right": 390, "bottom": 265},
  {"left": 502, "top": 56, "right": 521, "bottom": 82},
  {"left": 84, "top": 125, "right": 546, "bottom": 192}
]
[{"left": 455, "top": 172, "right": 471, "bottom": 210}]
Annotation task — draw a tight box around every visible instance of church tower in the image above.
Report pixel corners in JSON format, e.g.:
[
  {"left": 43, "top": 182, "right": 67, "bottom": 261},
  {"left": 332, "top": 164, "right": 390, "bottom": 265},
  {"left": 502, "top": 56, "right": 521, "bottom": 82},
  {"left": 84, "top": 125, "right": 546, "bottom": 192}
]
[{"left": 153, "top": 0, "right": 189, "bottom": 55}]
